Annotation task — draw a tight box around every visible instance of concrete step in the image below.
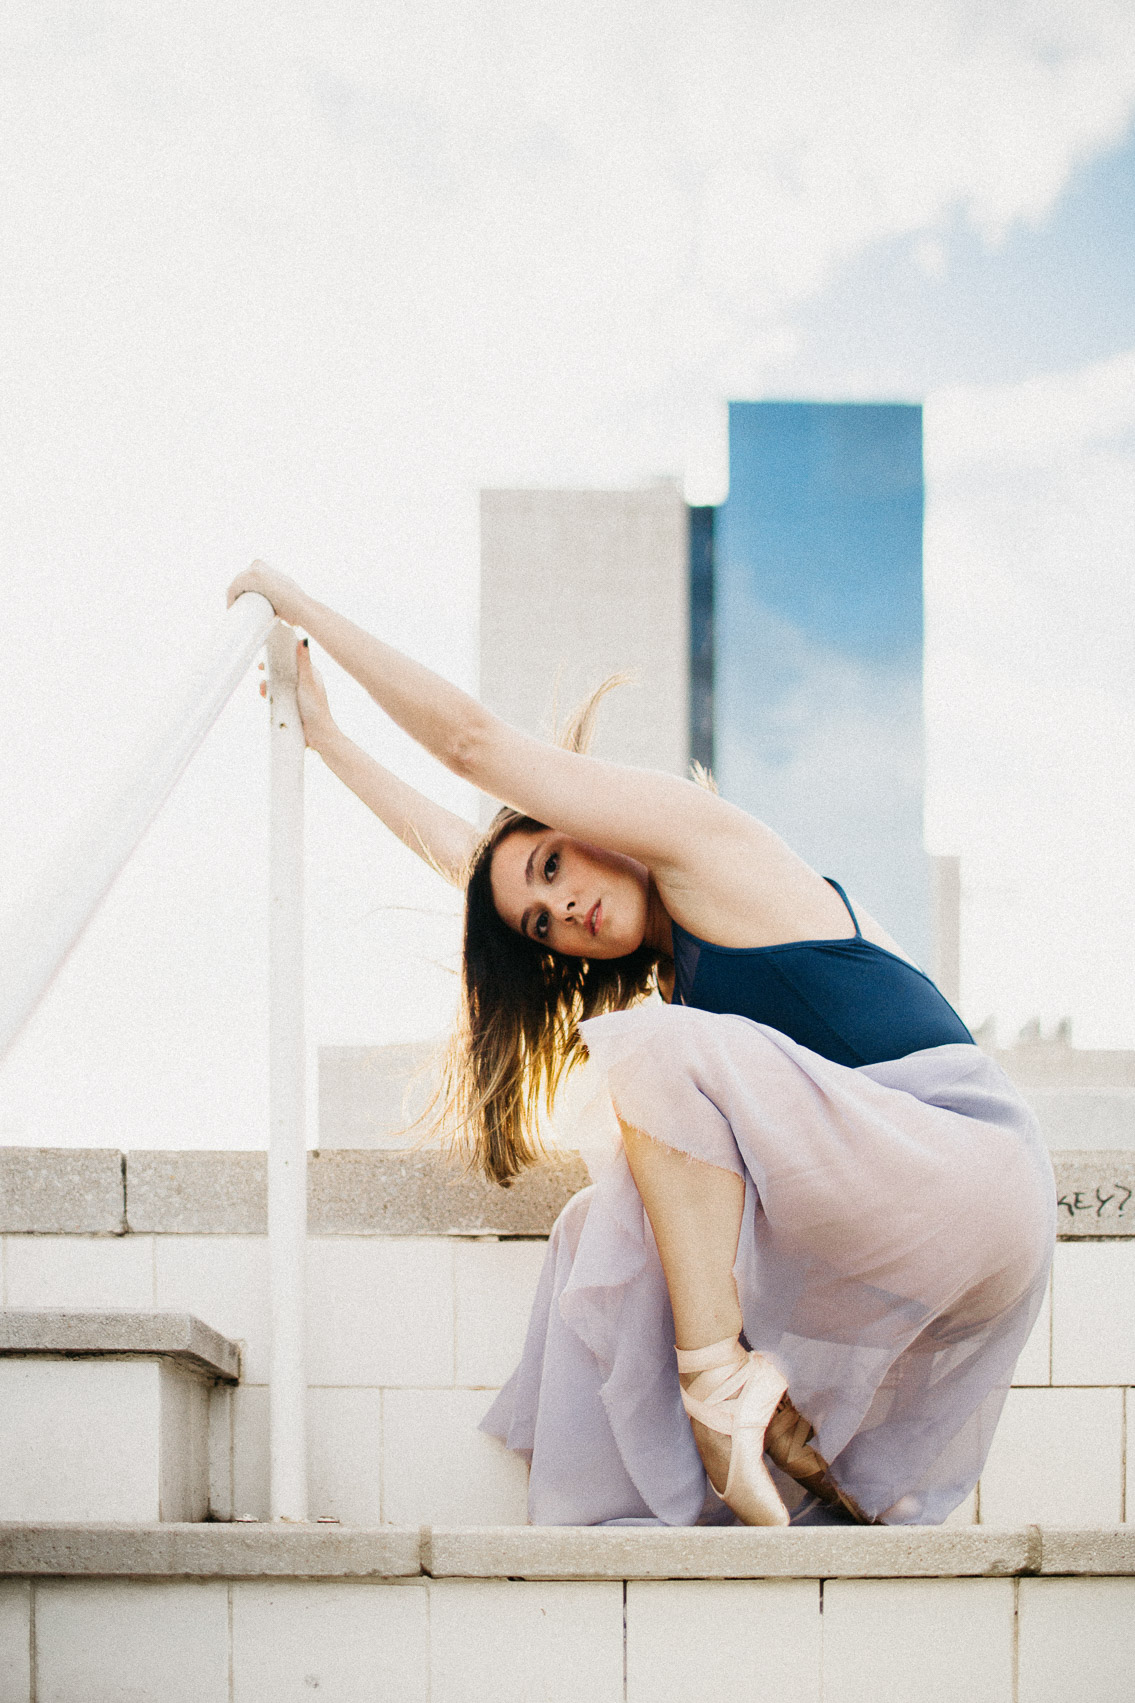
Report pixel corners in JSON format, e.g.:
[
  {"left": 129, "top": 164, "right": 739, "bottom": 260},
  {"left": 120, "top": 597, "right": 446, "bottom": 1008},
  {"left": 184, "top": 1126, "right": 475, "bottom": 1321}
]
[
  {"left": 0, "top": 1523, "right": 1131, "bottom": 1702},
  {"left": 0, "top": 1312, "right": 239, "bottom": 1523}
]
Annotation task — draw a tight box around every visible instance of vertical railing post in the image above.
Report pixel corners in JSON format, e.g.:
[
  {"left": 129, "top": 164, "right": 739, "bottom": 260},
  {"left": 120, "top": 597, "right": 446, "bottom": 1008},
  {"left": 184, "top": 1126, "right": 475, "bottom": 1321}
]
[{"left": 266, "top": 623, "right": 308, "bottom": 1521}]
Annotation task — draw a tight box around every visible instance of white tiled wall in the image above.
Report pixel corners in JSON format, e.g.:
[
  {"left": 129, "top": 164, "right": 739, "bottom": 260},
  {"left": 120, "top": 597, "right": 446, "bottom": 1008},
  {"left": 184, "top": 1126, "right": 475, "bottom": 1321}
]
[
  {"left": 33, "top": 1581, "right": 229, "bottom": 1703},
  {"left": 626, "top": 1580, "right": 820, "bottom": 1703},
  {"left": 2, "top": 1227, "right": 1134, "bottom": 1528},
  {"left": 306, "top": 1387, "right": 383, "bottom": 1525},
  {"left": 454, "top": 1238, "right": 549, "bottom": 1386},
  {"left": 305, "top": 1238, "right": 454, "bottom": 1387},
  {"left": 231, "top": 1580, "right": 430, "bottom": 1702},
  {"left": 5, "top": 1235, "right": 154, "bottom": 1312},
  {"left": 1051, "top": 1243, "right": 1135, "bottom": 1385},
  {"left": 383, "top": 1389, "right": 529, "bottom": 1525},
  {"left": 429, "top": 1580, "right": 625, "bottom": 1703},
  {"left": 822, "top": 1579, "right": 1015, "bottom": 1703},
  {"left": 1017, "top": 1578, "right": 1135, "bottom": 1703},
  {"left": 978, "top": 1387, "right": 1125, "bottom": 1527},
  {"left": 9, "top": 1575, "right": 1135, "bottom": 1703}
]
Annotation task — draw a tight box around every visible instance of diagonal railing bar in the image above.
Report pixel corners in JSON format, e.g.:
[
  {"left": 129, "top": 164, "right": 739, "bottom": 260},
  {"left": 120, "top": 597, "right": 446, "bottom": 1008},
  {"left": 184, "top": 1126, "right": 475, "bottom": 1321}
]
[{"left": 0, "top": 591, "right": 277, "bottom": 1064}]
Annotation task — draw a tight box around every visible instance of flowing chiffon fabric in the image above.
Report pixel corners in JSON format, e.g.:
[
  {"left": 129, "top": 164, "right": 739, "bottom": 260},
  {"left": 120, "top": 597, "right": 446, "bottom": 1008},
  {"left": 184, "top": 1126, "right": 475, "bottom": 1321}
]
[{"left": 482, "top": 1002, "right": 1056, "bottom": 1527}]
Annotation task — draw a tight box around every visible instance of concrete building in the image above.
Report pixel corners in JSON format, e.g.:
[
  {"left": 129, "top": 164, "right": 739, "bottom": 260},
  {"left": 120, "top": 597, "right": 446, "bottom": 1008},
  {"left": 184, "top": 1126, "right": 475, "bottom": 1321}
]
[{"left": 479, "top": 485, "right": 690, "bottom": 777}]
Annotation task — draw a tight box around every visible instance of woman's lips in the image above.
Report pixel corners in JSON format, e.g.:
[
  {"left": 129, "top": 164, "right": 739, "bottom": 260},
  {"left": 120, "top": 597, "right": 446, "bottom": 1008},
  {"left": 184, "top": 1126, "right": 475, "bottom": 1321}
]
[{"left": 588, "top": 901, "right": 601, "bottom": 936}]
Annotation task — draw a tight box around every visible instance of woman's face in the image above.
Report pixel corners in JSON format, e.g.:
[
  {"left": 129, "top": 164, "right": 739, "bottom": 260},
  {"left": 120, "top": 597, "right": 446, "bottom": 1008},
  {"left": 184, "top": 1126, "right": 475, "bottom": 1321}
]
[{"left": 490, "top": 828, "right": 650, "bottom": 959}]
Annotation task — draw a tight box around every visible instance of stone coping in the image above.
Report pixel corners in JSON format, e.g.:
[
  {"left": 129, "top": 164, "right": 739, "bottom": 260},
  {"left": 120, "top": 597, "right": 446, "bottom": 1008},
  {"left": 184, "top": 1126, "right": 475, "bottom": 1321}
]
[
  {"left": 0, "top": 1311, "right": 241, "bottom": 1383},
  {"left": 1, "top": 1148, "right": 1132, "bottom": 1238},
  {"left": 1, "top": 1524, "right": 1132, "bottom": 1581},
  {"left": 0, "top": 1524, "right": 419, "bottom": 1579}
]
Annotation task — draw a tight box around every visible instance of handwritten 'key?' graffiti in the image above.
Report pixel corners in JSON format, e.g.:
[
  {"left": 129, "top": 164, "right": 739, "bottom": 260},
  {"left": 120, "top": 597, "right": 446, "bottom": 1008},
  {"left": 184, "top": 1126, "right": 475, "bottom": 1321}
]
[{"left": 1052, "top": 1157, "right": 1135, "bottom": 1235}]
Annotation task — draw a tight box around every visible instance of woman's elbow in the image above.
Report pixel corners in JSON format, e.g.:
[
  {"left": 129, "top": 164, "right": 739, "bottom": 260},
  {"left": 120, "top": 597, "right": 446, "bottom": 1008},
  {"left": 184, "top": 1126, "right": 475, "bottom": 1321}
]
[{"left": 446, "top": 708, "right": 496, "bottom": 783}]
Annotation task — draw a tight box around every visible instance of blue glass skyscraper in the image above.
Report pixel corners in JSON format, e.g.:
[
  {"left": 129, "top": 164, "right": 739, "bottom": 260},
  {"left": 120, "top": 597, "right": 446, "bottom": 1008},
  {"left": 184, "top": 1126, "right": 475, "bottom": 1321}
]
[{"left": 711, "top": 401, "right": 929, "bottom": 962}]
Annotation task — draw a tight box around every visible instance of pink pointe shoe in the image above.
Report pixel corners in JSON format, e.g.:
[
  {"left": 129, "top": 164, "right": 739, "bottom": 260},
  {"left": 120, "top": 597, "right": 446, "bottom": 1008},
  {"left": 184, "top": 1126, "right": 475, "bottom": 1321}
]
[{"left": 676, "top": 1336, "right": 790, "bottom": 1526}]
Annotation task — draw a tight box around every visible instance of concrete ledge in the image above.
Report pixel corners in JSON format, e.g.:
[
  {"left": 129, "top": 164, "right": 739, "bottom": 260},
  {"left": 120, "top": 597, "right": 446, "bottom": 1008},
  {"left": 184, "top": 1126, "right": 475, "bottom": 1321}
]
[
  {"left": 1032, "top": 1528, "right": 1135, "bottom": 1575},
  {"left": 0, "top": 1524, "right": 420, "bottom": 1578},
  {"left": 2, "top": 1524, "right": 1131, "bottom": 1581},
  {"left": 307, "top": 1150, "right": 589, "bottom": 1235},
  {"left": 126, "top": 1151, "right": 267, "bottom": 1234},
  {"left": 0, "top": 1149, "right": 1131, "bottom": 1237},
  {"left": 0, "top": 1312, "right": 241, "bottom": 1383},
  {"left": 423, "top": 1525, "right": 1037, "bottom": 1580},
  {"left": 118, "top": 1149, "right": 589, "bottom": 1235},
  {"left": 0, "top": 1148, "right": 124, "bottom": 1234}
]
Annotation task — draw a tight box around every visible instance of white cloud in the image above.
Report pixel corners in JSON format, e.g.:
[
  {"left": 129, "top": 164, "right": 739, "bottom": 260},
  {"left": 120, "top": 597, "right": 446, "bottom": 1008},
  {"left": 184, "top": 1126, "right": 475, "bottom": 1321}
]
[
  {"left": 927, "top": 347, "right": 1135, "bottom": 471},
  {"left": 925, "top": 348, "right": 1135, "bottom": 1043}
]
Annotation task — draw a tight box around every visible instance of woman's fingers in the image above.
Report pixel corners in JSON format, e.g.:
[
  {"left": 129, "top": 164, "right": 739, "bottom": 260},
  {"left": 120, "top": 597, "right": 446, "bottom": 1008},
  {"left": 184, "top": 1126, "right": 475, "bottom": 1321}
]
[{"left": 293, "top": 637, "right": 334, "bottom": 748}]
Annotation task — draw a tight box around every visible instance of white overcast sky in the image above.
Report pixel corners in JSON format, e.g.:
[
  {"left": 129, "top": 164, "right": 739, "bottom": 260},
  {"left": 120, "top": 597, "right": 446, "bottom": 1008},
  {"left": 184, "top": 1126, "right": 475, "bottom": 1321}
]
[{"left": 3, "top": 1, "right": 1135, "bottom": 1147}]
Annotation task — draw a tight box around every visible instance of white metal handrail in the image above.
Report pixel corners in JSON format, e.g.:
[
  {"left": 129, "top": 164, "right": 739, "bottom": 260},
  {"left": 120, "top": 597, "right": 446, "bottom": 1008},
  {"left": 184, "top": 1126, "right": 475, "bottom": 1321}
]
[
  {"left": 0, "top": 590, "right": 310, "bottom": 1520},
  {"left": 265, "top": 624, "right": 308, "bottom": 1521}
]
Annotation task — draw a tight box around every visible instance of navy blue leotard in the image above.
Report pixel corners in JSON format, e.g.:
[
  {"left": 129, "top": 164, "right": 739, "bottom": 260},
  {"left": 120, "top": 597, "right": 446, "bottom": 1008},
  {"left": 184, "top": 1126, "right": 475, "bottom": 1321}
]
[{"left": 670, "top": 879, "right": 973, "bottom": 1068}]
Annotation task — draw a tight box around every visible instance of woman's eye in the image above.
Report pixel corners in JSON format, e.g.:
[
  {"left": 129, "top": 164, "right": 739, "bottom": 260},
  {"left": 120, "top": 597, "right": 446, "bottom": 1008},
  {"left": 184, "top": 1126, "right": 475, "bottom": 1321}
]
[
  {"left": 535, "top": 911, "right": 550, "bottom": 940},
  {"left": 543, "top": 853, "right": 558, "bottom": 881}
]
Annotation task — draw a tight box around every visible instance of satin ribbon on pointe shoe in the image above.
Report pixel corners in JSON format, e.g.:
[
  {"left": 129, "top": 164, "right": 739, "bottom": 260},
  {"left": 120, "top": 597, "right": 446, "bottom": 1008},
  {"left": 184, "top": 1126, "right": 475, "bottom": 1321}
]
[
  {"left": 763, "top": 1393, "right": 879, "bottom": 1525},
  {"left": 675, "top": 1336, "right": 790, "bottom": 1526}
]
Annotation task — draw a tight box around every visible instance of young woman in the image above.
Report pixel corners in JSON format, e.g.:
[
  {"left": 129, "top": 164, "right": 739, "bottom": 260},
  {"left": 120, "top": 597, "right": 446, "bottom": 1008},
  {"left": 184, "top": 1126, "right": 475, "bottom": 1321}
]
[{"left": 227, "top": 563, "right": 1056, "bottom": 1528}]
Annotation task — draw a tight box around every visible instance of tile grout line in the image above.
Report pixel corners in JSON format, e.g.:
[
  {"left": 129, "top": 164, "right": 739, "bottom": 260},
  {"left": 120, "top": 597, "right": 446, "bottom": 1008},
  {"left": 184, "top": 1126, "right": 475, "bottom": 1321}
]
[
  {"left": 451, "top": 1241, "right": 457, "bottom": 1387},
  {"left": 622, "top": 1579, "right": 628, "bottom": 1703},
  {"left": 28, "top": 1579, "right": 36, "bottom": 1703},
  {"left": 1111, "top": 1382, "right": 1124, "bottom": 1532},
  {"left": 1010, "top": 1575, "right": 1019, "bottom": 1703},
  {"left": 1, "top": 1235, "right": 7, "bottom": 1308},
  {"left": 227, "top": 1580, "right": 234, "bottom": 1703}
]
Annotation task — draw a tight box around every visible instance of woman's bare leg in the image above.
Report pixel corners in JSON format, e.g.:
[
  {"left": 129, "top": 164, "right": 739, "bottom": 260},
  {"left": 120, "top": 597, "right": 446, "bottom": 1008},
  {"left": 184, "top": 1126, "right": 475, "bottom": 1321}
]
[{"left": 619, "top": 1117, "right": 744, "bottom": 1491}]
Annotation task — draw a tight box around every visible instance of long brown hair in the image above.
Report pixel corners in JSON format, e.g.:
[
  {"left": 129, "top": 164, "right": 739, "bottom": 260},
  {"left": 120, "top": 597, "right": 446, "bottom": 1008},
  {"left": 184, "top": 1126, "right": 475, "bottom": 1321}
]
[{"left": 437, "top": 679, "right": 663, "bottom": 1185}]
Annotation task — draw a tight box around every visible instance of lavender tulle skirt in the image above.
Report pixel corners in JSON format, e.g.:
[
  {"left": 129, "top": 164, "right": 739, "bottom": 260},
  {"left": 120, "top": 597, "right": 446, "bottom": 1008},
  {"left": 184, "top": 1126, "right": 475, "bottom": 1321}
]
[{"left": 482, "top": 1002, "right": 1056, "bottom": 1527}]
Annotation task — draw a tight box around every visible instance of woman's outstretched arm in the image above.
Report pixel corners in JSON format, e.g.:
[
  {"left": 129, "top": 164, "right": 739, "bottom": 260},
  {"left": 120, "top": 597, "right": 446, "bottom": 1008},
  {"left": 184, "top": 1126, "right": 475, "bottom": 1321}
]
[{"left": 294, "top": 638, "right": 478, "bottom": 886}]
